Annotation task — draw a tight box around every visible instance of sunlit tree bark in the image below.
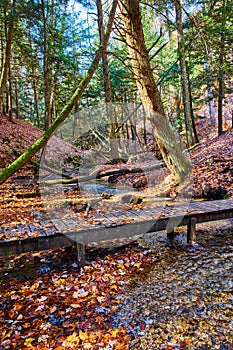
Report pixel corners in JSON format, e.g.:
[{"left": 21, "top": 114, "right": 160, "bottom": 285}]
[{"left": 120, "top": 0, "right": 191, "bottom": 182}]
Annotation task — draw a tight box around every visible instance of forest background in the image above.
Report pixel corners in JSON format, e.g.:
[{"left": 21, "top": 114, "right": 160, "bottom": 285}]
[
  {"left": 0, "top": 0, "right": 233, "bottom": 207},
  {"left": 0, "top": 1, "right": 233, "bottom": 349},
  {"left": 0, "top": 0, "right": 232, "bottom": 159}
]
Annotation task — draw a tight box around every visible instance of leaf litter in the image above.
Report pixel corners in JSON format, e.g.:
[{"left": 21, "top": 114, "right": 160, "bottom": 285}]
[
  {"left": 111, "top": 222, "right": 233, "bottom": 350},
  {"left": 0, "top": 114, "right": 233, "bottom": 349}
]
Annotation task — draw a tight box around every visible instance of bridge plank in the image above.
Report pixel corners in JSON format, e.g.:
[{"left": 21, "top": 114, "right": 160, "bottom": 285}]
[{"left": 0, "top": 200, "right": 232, "bottom": 261}]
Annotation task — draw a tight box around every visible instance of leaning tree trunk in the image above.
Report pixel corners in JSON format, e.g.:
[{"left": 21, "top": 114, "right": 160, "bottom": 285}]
[
  {"left": 120, "top": 0, "right": 191, "bottom": 182},
  {"left": 0, "top": 0, "right": 118, "bottom": 184}
]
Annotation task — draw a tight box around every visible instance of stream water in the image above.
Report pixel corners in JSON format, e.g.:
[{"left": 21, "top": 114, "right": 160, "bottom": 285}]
[
  {"left": 79, "top": 181, "right": 131, "bottom": 195},
  {"left": 111, "top": 222, "right": 233, "bottom": 349}
]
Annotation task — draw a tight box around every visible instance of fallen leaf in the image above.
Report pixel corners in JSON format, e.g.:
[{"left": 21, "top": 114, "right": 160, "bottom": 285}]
[
  {"left": 79, "top": 330, "right": 88, "bottom": 341},
  {"left": 24, "top": 338, "right": 34, "bottom": 347},
  {"left": 73, "top": 291, "right": 89, "bottom": 298},
  {"left": 50, "top": 305, "right": 57, "bottom": 313},
  {"left": 70, "top": 303, "right": 81, "bottom": 309}
]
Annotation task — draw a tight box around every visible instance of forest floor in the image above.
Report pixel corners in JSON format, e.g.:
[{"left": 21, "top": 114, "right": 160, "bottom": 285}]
[
  {"left": 0, "top": 115, "right": 233, "bottom": 349},
  {"left": 0, "top": 114, "right": 232, "bottom": 229},
  {"left": 1, "top": 114, "right": 233, "bottom": 197}
]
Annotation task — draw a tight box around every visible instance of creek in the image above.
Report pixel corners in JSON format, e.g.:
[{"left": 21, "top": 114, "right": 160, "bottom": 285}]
[{"left": 79, "top": 180, "right": 132, "bottom": 195}]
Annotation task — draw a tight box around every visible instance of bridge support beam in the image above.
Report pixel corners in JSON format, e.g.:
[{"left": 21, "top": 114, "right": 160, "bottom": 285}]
[
  {"left": 167, "top": 230, "right": 175, "bottom": 247},
  {"left": 76, "top": 243, "right": 86, "bottom": 267},
  {"left": 187, "top": 217, "right": 197, "bottom": 243}
]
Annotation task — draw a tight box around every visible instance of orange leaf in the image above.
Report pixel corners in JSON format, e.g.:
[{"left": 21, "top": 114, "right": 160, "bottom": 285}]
[
  {"left": 50, "top": 306, "right": 57, "bottom": 313},
  {"left": 79, "top": 330, "right": 88, "bottom": 341},
  {"left": 70, "top": 303, "right": 81, "bottom": 308},
  {"left": 62, "top": 332, "right": 80, "bottom": 346},
  {"left": 14, "top": 303, "right": 22, "bottom": 311},
  {"left": 9, "top": 310, "right": 14, "bottom": 318},
  {"left": 24, "top": 338, "right": 34, "bottom": 347},
  {"left": 97, "top": 296, "right": 106, "bottom": 303}
]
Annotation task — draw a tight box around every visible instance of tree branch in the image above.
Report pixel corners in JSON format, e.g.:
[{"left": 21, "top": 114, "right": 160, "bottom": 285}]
[
  {"left": 149, "top": 42, "right": 168, "bottom": 62},
  {"left": 147, "top": 27, "right": 163, "bottom": 53}
]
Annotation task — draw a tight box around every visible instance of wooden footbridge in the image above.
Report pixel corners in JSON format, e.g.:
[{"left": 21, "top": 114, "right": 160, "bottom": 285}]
[{"left": 0, "top": 199, "right": 233, "bottom": 266}]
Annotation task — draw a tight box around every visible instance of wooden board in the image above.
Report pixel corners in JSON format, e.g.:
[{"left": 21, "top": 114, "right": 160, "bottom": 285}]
[{"left": 0, "top": 199, "right": 232, "bottom": 257}]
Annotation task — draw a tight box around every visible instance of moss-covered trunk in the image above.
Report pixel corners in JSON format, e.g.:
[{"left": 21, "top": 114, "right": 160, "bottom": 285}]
[{"left": 0, "top": 0, "right": 118, "bottom": 184}]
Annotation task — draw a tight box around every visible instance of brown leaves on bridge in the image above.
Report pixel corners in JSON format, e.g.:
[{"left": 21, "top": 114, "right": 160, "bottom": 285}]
[{"left": 0, "top": 245, "right": 157, "bottom": 349}]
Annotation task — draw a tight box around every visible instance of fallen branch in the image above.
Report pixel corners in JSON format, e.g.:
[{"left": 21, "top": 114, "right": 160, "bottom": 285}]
[{"left": 43, "top": 162, "right": 164, "bottom": 185}]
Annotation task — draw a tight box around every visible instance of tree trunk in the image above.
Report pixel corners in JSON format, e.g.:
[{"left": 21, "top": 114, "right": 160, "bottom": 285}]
[
  {"left": 208, "top": 84, "right": 215, "bottom": 127},
  {"left": 174, "top": 0, "right": 194, "bottom": 147},
  {"left": 32, "top": 72, "right": 40, "bottom": 127},
  {"left": 41, "top": 0, "right": 52, "bottom": 130},
  {"left": 29, "top": 29, "right": 40, "bottom": 127},
  {"left": 218, "top": 34, "right": 224, "bottom": 136},
  {"left": 14, "top": 78, "right": 19, "bottom": 118},
  {"left": 0, "top": 0, "right": 118, "bottom": 184},
  {"left": 8, "top": 64, "right": 13, "bottom": 122},
  {"left": 187, "top": 68, "right": 199, "bottom": 143},
  {"left": 0, "top": 24, "right": 4, "bottom": 71},
  {"left": 96, "top": 0, "right": 119, "bottom": 162},
  {"left": 218, "top": 68, "right": 224, "bottom": 136},
  {"left": 0, "top": 0, "right": 16, "bottom": 112},
  {"left": 120, "top": 0, "right": 191, "bottom": 182},
  {"left": 204, "top": 61, "right": 215, "bottom": 126}
]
